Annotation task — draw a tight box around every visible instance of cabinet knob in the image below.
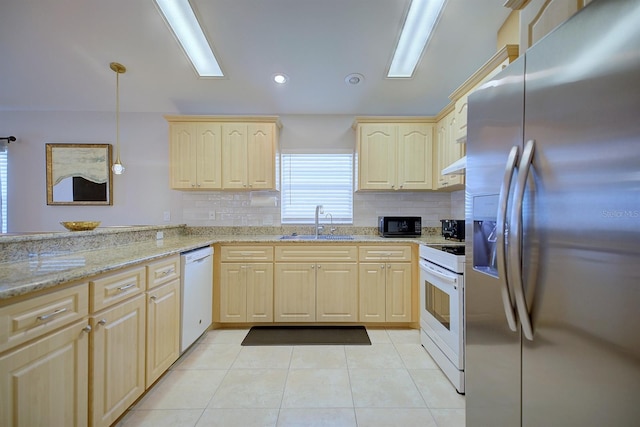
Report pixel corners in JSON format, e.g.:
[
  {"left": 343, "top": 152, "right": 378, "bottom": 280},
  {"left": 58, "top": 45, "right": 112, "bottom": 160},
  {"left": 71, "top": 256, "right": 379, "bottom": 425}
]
[
  {"left": 150, "top": 295, "right": 157, "bottom": 301},
  {"left": 381, "top": 264, "right": 385, "bottom": 269},
  {"left": 98, "top": 319, "right": 107, "bottom": 326},
  {"left": 82, "top": 325, "right": 92, "bottom": 333}
]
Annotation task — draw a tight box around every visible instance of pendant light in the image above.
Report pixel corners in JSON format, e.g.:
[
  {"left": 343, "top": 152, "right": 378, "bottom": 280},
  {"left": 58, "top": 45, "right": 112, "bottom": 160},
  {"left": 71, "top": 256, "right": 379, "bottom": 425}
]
[{"left": 110, "top": 62, "right": 126, "bottom": 175}]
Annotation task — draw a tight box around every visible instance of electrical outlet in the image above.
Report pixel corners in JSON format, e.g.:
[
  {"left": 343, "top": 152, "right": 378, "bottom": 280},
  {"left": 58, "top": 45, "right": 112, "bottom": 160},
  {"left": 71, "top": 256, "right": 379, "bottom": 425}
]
[
  {"left": 163, "top": 211, "right": 171, "bottom": 221},
  {"left": 208, "top": 211, "right": 216, "bottom": 220},
  {"left": 156, "top": 231, "right": 164, "bottom": 240}
]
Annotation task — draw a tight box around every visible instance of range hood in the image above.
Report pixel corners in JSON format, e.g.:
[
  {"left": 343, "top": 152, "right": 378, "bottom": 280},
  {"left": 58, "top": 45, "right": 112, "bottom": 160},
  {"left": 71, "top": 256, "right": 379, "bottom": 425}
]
[{"left": 442, "top": 156, "right": 466, "bottom": 175}]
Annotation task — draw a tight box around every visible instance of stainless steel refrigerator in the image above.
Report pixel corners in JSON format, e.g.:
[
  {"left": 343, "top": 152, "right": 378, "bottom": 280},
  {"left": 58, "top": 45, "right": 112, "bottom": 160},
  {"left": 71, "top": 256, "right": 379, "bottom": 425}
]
[{"left": 465, "top": 0, "right": 640, "bottom": 425}]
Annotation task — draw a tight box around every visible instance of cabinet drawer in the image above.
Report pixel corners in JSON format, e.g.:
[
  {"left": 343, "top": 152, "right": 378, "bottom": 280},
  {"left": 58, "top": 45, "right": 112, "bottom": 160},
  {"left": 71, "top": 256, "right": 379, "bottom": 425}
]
[
  {"left": 275, "top": 245, "right": 357, "bottom": 262},
  {"left": 0, "top": 283, "right": 89, "bottom": 353},
  {"left": 220, "top": 246, "right": 274, "bottom": 262},
  {"left": 90, "top": 266, "right": 146, "bottom": 313},
  {"left": 147, "top": 255, "right": 181, "bottom": 289},
  {"left": 359, "top": 245, "right": 412, "bottom": 262}
]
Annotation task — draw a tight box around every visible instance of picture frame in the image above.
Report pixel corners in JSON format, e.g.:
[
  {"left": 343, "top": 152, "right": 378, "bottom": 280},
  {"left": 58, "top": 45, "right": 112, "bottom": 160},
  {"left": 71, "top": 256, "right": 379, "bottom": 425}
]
[{"left": 46, "top": 143, "right": 113, "bottom": 205}]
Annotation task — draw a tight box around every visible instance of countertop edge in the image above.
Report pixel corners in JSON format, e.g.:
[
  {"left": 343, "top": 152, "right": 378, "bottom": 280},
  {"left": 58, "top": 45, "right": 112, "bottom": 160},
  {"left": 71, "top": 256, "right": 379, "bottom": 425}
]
[{"left": 1, "top": 234, "right": 457, "bottom": 301}]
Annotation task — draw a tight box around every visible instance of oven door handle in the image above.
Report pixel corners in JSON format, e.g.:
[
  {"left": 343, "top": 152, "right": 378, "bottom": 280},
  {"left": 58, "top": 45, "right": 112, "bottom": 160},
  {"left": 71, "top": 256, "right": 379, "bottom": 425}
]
[
  {"left": 509, "top": 140, "right": 535, "bottom": 341},
  {"left": 497, "top": 145, "right": 519, "bottom": 332},
  {"left": 420, "top": 260, "right": 458, "bottom": 287}
]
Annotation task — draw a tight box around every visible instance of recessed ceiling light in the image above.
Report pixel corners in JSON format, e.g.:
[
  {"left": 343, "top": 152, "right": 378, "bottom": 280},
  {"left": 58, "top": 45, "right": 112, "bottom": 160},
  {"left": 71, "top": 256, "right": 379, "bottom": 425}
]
[
  {"left": 387, "top": 0, "right": 446, "bottom": 78},
  {"left": 273, "top": 73, "right": 289, "bottom": 84},
  {"left": 345, "top": 73, "right": 364, "bottom": 85}
]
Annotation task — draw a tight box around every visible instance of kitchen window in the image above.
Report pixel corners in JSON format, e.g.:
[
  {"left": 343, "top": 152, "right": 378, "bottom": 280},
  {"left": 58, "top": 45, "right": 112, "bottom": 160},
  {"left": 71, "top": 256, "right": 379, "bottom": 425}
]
[{"left": 281, "top": 153, "right": 353, "bottom": 224}]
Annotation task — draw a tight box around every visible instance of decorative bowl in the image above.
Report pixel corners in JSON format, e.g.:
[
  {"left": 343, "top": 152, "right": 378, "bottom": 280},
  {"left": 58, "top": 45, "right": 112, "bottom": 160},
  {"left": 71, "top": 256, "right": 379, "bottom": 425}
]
[{"left": 60, "top": 221, "right": 101, "bottom": 231}]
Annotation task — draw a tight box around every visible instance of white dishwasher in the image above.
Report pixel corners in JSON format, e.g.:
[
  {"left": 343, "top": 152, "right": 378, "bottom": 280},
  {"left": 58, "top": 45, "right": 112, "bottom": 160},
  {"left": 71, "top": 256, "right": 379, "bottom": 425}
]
[{"left": 180, "top": 246, "right": 213, "bottom": 353}]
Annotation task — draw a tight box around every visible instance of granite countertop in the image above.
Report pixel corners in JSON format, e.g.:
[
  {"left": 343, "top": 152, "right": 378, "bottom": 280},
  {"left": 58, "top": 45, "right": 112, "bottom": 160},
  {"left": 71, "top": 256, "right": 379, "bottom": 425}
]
[{"left": 0, "top": 233, "right": 456, "bottom": 301}]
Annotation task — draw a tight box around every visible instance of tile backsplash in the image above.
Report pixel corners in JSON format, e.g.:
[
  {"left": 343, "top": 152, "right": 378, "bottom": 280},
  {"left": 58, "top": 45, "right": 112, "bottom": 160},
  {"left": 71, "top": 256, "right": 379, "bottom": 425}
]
[{"left": 182, "top": 190, "right": 462, "bottom": 228}]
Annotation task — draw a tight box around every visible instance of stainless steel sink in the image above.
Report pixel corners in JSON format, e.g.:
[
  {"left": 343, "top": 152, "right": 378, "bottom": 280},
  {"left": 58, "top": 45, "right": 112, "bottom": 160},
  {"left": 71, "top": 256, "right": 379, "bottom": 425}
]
[{"left": 279, "top": 234, "right": 354, "bottom": 240}]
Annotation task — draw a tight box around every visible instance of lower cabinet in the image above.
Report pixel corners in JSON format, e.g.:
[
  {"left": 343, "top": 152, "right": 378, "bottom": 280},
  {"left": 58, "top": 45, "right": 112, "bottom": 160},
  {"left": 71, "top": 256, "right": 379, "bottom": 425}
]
[
  {"left": 219, "top": 246, "right": 274, "bottom": 323},
  {"left": 316, "top": 263, "right": 358, "bottom": 322},
  {"left": 0, "top": 319, "right": 90, "bottom": 427},
  {"left": 273, "top": 245, "right": 358, "bottom": 323},
  {"left": 359, "top": 246, "right": 413, "bottom": 323},
  {"left": 90, "top": 293, "right": 146, "bottom": 427},
  {"left": 146, "top": 279, "right": 181, "bottom": 387}
]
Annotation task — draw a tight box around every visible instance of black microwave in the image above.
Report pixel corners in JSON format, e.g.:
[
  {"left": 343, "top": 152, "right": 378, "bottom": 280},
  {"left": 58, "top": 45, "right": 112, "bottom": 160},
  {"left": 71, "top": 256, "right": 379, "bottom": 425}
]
[{"left": 378, "top": 216, "right": 422, "bottom": 237}]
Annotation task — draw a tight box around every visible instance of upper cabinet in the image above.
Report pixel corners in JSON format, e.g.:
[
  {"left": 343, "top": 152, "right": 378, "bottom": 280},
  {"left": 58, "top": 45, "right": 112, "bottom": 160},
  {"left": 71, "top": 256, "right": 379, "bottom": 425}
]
[
  {"left": 449, "top": 45, "right": 520, "bottom": 144},
  {"left": 434, "top": 107, "right": 464, "bottom": 190},
  {"left": 355, "top": 119, "right": 434, "bottom": 191},
  {"left": 166, "top": 116, "right": 280, "bottom": 191},
  {"left": 222, "top": 123, "right": 277, "bottom": 190},
  {"left": 169, "top": 122, "right": 222, "bottom": 189},
  {"left": 509, "top": 0, "right": 591, "bottom": 51}
]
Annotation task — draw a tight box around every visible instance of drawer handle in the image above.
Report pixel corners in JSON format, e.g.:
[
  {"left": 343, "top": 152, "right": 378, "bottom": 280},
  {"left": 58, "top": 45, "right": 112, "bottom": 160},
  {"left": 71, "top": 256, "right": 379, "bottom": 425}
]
[
  {"left": 160, "top": 268, "right": 175, "bottom": 276},
  {"left": 150, "top": 295, "right": 157, "bottom": 301},
  {"left": 37, "top": 307, "right": 67, "bottom": 322},
  {"left": 117, "top": 283, "right": 136, "bottom": 292}
]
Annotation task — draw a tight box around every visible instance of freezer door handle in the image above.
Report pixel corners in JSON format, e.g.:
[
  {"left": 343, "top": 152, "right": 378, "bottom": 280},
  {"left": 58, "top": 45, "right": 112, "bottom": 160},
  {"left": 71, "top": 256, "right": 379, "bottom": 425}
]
[
  {"left": 509, "top": 139, "right": 536, "bottom": 341},
  {"left": 497, "top": 145, "right": 519, "bottom": 332}
]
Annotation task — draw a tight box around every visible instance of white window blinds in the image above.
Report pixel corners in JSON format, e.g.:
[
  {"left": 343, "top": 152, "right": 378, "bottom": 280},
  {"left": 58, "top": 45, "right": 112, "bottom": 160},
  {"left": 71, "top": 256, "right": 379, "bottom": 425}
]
[{"left": 281, "top": 153, "right": 353, "bottom": 224}]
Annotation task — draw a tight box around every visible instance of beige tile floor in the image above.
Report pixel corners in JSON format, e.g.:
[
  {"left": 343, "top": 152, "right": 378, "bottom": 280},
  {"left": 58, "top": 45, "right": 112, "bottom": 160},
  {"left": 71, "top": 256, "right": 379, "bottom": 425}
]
[{"left": 117, "top": 328, "right": 465, "bottom": 427}]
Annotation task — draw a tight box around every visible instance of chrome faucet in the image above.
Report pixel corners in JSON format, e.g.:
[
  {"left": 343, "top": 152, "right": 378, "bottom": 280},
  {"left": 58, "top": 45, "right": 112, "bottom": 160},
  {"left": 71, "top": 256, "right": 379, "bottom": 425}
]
[
  {"left": 326, "top": 212, "right": 336, "bottom": 235},
  {"left": 315, "top": 205, "right": 324, "bottom": 238}
]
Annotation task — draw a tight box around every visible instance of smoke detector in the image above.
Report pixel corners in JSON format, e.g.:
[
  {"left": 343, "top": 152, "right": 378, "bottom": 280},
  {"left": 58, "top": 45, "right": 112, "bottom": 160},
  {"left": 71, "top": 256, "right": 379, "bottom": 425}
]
[{"left": 345, "top": 73, "right": 364, "bottom": 85}]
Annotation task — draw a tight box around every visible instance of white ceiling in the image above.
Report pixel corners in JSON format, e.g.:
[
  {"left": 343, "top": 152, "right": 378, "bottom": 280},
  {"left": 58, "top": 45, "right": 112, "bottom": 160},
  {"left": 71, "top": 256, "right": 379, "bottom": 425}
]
[{"left": 0, "top": 0, "right": 511, "bottom": 116}]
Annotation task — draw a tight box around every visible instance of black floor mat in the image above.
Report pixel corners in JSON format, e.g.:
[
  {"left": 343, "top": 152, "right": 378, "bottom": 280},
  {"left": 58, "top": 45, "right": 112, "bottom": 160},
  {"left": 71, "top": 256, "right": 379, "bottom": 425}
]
[{"left": 241, "top": 325, "right": 371, "bottom": 346}]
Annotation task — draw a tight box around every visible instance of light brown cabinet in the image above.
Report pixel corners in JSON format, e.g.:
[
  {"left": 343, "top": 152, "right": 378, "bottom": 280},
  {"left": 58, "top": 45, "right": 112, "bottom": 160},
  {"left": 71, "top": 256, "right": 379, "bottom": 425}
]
[
  {"left": 89, "top": 266, "right": 146, "bottom": 427},
  {"left": 0, "top": 282, "right": 90, "bottom": 427},
  {"left": 222, "top": 122, "right": 278, "bottom": 190},
  {"left": 169, "top": 121, "right": 222, "bottom": 189},
  {"left": 219, "top": 246, "right": 274, "bottom": 323},
  {"left": 274, "top": 245, "right": 358, "bottom": 322},
  {"left": 166, "top": 116, "right": 280, "bottom": 191},
  {"left": 355, "top": 120, "right": 434, "bottom": 191},
  {"left": 434, "top": 109, "right": 464, "bottom": 190},
  {"left": 358, "top": 246, "right": 413, "bottom": 323},
  {"left": 145, "top": 256, "right": 181, "bottom": 387}
]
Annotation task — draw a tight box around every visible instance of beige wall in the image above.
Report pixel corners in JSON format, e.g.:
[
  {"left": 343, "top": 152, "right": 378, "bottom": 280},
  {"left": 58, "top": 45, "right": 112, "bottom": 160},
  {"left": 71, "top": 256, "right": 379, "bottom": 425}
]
[{"left": 1, "top": 112, "right": 458, "bottom": 232}]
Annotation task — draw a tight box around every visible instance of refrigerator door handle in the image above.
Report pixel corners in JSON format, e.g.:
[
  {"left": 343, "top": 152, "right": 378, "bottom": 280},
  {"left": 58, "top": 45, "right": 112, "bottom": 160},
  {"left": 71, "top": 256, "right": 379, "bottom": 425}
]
[
  {"left": 497, "top": 145, "right": 519, "bottom": 332},
  {"left": 509, "top": 139, "right": 536, "bottom": 341}
]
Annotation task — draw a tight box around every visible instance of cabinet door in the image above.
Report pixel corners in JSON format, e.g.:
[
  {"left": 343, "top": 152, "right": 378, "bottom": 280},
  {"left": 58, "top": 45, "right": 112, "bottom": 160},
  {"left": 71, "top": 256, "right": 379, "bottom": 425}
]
[
  {"left": 169, "top": 122, "right": 197, "bottom": 189},
  {"left": 316, "top": 263, "right": 358, "bottom": 322},
  {"left": 397, "top": 124, "right": 433, "bottom": 190},
  {"left": 247, "top": 123, "right": 275, "bottom": 189},
  {"left": 442, "top": 112, "right": 465, "bottom": 188},
  {"left": 146, "top": 279, "right": 180, "bottom": 387},
  {"left": 219, "top": 263, "right": 247, "bottom": 323},
  {"left": 246, "top": 263, "right": 274, "bottom": 323},
  {"left": 196, "top": 123, "right": 222, "bottom": 189},
  {"left": 386, "top": 263, "right": 412, "bottom": 322},
  {"left": 358, "top": 263, "right": 386, "bottom": 322},
  {"left": 358, "top": 124, "right": 397, "bottom": 190},
  {"left": 274, "top": 263, "right": 315, "bottom": 322},
  {"left": 0, "top": 320, "right": 89, "bottom": 427},
  {"left": 434, "top": 116, "right": 449, "bottom": 189},
  {"left": 222, "top": 123, "right": 248, "bottom": 189},
  {"left": 90, "top": 294, "right": 146, "bottom": 427}
]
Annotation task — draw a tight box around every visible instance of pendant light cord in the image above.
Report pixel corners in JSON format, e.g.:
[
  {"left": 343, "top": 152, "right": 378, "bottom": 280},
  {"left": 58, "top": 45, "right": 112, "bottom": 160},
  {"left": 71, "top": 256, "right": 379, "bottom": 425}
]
[{"left": 115, "top": 69, "right": 121, "bottom": 164}]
